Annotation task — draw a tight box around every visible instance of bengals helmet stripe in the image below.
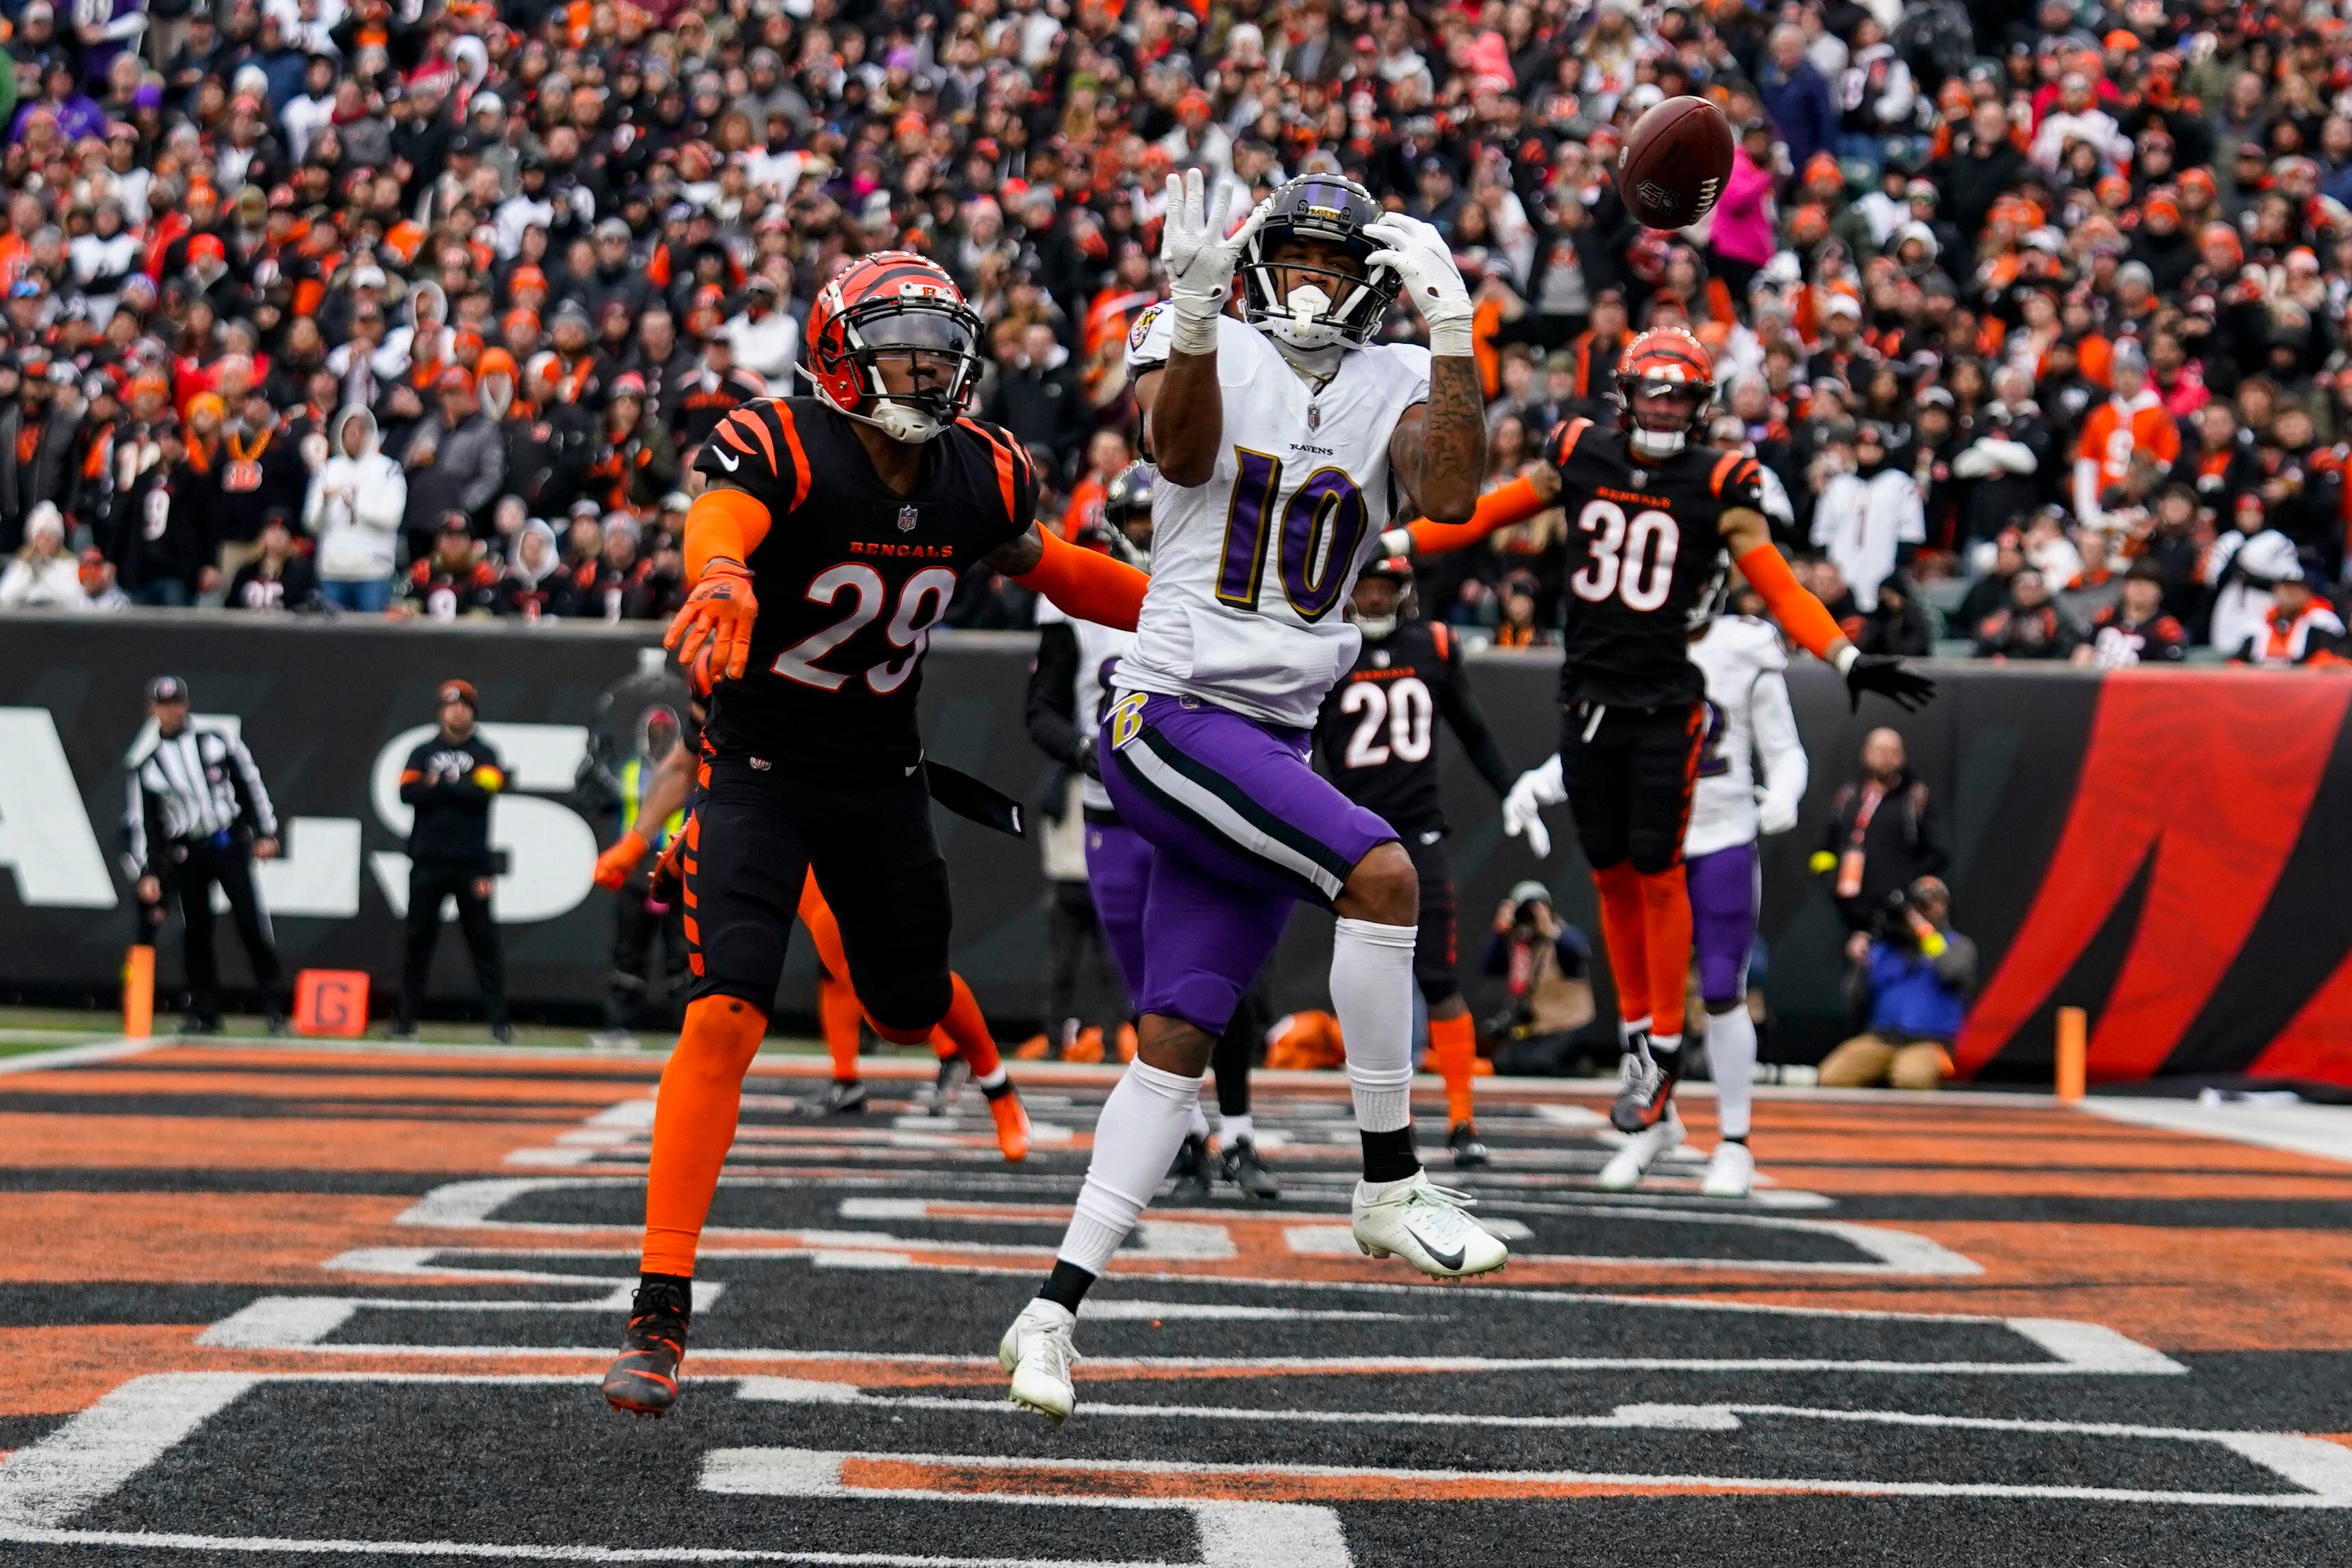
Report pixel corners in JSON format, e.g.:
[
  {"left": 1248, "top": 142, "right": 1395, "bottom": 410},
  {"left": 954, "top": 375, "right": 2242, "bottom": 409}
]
[
  {"left": 1614, "top": 327, "right": 1718, "bottom": 457},
  {"left": 805, "top": 251, "right": 983, "bottom": 443}
]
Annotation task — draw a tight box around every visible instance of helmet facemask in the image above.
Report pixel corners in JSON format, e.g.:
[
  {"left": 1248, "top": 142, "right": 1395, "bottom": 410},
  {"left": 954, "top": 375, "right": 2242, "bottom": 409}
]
[
  {"left": 1241, "top": 178, "right": 1401, "bottom": 351},
  {"left": 1347, "top": 563, "right": 1414, "bottom": 640},
  {"left": 818, "top": 295, "right": 983, "bottom": 444},
  {"left": 1618, "top": 377, "right": 1711, "bottom": 461}
]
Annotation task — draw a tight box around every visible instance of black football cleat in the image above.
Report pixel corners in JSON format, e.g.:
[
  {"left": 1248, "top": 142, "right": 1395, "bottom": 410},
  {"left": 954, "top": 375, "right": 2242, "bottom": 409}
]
[
  {"left": 923, "top": 1055, "right": 970, "bottom": 1117},
  {"left": 1221, "top": 1137, "right": 1281, "bottom": 1201},
  {"left": 1610, "top": 1040, "right": 1677, "bottom": 1134},
  {"left": 602, "top": 1278, "right": 690, "bottom": 1418},
  {"left": 1169, "top": 1132, "right": 1215, "bottom": 1203},
  {"left": 1448, "top": 1121, "right": 1491, "bottom": 1169},
  {"left": 797, "top": 1079, "right": 868, "bottom": 1117}
]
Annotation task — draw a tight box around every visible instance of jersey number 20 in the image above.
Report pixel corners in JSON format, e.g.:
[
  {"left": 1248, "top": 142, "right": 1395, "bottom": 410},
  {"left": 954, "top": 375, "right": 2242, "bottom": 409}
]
[
  {"left": 1340, "top": 676, "right": 1433, "bottom": 768},
  {"left": 1569, "top": 500, "right": 1680, "bottom": 612},
  {"left": 772, "top": 565, "right": 960, "bottom": 694}
]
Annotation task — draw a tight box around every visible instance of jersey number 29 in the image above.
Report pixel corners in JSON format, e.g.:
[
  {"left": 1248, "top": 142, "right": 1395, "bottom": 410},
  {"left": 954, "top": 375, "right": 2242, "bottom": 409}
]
[
  {"left": 772, "top": 565, "right": 960, "bottom": 694},
  {"left": 1339, "top": 676, "right": 1433, "bottom": 768},
  {"left": 1569, "top": 499, "right": 1680, "bottom": 612}
]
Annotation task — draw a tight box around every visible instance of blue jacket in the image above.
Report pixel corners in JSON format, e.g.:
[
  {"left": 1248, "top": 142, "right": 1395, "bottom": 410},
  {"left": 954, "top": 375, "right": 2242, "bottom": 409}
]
[
  {"left": 1863, "top": 934, "right": 1973, "bottom": 1042},
  {"left": 1757, "top": 61, "right": 1838, "bottom": 179}
]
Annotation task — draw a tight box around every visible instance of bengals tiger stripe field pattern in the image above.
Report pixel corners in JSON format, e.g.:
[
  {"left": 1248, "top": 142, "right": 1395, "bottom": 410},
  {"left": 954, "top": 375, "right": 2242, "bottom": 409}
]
[{"left": 2, "top": 1039, "right": 2351, "bottom": 1565}]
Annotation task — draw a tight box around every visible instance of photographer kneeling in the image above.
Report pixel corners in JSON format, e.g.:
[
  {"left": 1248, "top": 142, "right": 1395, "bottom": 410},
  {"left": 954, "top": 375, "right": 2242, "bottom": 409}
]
[
  {"left": 1817, "top": 878, "right": 1976, "bottom": 1092},
  {"left": 1483, "top": 882, "right": 1614, "bottom": 1078}
]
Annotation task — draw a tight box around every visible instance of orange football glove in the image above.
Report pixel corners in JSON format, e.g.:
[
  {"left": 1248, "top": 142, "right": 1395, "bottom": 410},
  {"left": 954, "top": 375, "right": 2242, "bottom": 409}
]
[
  {"left": 593, "top": 830, "right": 648, "bottom": 891},
  {"left": 664, "top": 556, "right": 759, "bottom": 679}
]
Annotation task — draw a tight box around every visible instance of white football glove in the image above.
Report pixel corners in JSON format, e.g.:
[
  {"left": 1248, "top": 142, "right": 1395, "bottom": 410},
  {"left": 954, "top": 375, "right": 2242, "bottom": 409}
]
[
  {"left": 1159, "top": 170, "right": 1269, "bottom": 355},
  {"left": 1365, "top": 214, "right": 1474, "bottom": 357},
  {"left": 1502, "top": 754, "right": 1566, "bottom": 860},
  {"left": 1757, "top": 790, "right": 1800, "bottom": 837}
]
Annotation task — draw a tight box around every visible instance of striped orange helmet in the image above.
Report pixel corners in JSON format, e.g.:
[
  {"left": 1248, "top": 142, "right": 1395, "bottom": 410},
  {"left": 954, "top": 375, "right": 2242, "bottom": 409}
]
[
  {"left": 804, "top": 251, "right": 982, "bottom": 444},
  {"left": 1614, "top": 327, "right": 1716, "bottom": 460}
]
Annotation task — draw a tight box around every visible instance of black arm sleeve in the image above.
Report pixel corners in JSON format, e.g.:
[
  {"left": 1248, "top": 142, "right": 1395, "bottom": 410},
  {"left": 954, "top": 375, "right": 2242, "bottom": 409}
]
[
  {"left": 1025, "top": 621, "right": 1085, "bottom": 766},
  {"left": 1435, "top": 635, "right": 1515, "bottom": 799}
]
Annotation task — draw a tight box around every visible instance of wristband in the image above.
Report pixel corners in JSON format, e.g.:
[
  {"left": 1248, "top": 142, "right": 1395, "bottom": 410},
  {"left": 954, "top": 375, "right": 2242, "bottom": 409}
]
[
  {"left": 1833, "top": 645, "right": 1860, "bottom": 676},
  {"left": 1377, "top": 528, "right": 1414, "bottom": 558},
  {"left": 1428, "top": 319, "right": 1476, "bottom": 357},
  {"left": 1168, "top": 293, "right": 1224, "bottom": 355}
]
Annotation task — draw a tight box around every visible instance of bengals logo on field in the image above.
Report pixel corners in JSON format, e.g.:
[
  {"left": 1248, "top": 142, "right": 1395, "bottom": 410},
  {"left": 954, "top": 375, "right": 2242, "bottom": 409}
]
[{"left": 1128, "top": 304, "right": 1163, "bottom": 352}]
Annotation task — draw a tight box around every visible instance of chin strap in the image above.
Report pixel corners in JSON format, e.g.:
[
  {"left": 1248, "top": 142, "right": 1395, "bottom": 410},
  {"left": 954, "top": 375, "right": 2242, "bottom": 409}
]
[{"left": 796, "top": 362, "right": 948, "bottom": 443}]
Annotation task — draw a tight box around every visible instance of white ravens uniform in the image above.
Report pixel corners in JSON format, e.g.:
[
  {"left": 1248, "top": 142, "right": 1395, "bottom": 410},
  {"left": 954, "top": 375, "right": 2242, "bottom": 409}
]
[
  {"left": 1686, "top": 615, "right": 1807, "bottom": 859},
  {"left": 1120, "top": 307, "right": 1431, "bottom": 727},
  {"left": 1035, "top": 599, "right": 1135, "bottom": 813}
]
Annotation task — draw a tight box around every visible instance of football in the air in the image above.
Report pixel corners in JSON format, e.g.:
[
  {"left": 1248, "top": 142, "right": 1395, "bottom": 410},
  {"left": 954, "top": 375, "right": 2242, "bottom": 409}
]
[{"left": 1619, "top": 95, "right": 1736, "bottom": 231}]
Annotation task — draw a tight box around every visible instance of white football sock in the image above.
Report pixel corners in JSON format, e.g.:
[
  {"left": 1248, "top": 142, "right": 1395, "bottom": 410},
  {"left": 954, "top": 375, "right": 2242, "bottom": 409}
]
[
  {"left": 1186, "top": 1097, "right": 1211, "bottom": 1141},
  {"left": 1707, "top": 1006, "right": 1757, "bottom": 1141},
  {"left": 1056, "top": 1058, "right": 1203, "bottom": 1275},
  {"left": 1219, "top": 1111, "right": 1254, "bottom": 1146},
  {"left": 975, "top": 1064, "right": 1008, "bottom": 1090},
  {"left": 1333, "top": 916, "right": 1418, "bottom": 1133}
]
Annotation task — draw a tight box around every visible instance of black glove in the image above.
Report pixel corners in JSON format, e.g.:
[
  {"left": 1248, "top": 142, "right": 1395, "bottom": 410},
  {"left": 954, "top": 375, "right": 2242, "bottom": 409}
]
[
  {"left": 1075, "top": 733, "right": 1102, "bottom": 781},
  {"left": 1846, "top": 654, "right": 1937, "bottom": 713}
]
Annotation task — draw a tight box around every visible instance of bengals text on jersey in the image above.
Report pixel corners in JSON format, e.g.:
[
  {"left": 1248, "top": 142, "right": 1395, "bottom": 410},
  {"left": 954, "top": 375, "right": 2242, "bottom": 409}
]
[
  {"left": 692, "top": 394, "right": 1039, "bottom": 766},
  {"left": 1544, "top": 414, "right": 1766, "bottom": 711}
]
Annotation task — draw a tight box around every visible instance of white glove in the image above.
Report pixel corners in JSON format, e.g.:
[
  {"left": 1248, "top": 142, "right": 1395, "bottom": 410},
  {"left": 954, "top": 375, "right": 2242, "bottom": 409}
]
[
  {"left": 1948, "top": 444, "right": 1995, "bottom": 480},
  {"left": 1365, "top": 213, "right": 1474, "bottom": 357},
  {"left": 1502, "top": 755, "right": 1565, "bottom": 860},
  {"left": 1757, "top": 790, "right": 1800, "bottom": 837},
  {"left": 1158, "top": 170, "right": 1269, "bottom": 355}
]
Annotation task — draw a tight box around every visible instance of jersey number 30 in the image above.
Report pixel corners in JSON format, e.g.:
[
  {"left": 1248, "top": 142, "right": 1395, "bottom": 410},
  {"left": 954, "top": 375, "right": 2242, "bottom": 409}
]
[
  {"left": 1569, "top": 499, "right": 1680, "bottom": 612},
  {"left": 772, "top": 565, "right": 960, "bottom": 694},
  {"left": 1340, "top": 676, "right": 1433, "bottom": 768}
]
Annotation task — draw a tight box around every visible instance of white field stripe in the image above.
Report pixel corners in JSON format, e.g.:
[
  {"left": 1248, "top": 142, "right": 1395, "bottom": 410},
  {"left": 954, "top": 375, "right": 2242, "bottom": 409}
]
[
  {"left": 201, "top": 1286, "right": 734, "bottom": 1347},
  {"left": 1278, "top": 1224, "right": 1963, "bottom": 1275},
  {"left": 735, "top": 1383, "right": 1742, "bottom": 1431},
  {"left": 0, "top": 1372, "right": 256, "bottom": 1528},
  {"left": 0, "top": 1526, "right": 1212, "bottom": 1565},
  {"left": 725, "top": 1386, "right": 2352, "bottom": 1488},
  {"left": 329, "top": 1234, "right": 2185, "bottom": 1351},
  {"left": 2083, "top": 1097, "right": 2352, "bottom": 1170},
  {"left": 0, "top": 1036, "right": 159, "bottom": 1073},
  {"left": 1118, "top": 732, "right": 1344, "bottom": 899},
  {"left": 699, "top": 1443, "right": 2352, "bottom": 1510}
]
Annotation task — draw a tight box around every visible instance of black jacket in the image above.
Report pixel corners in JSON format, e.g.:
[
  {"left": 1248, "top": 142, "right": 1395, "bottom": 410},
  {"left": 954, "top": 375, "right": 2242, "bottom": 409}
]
[
  {"left": 398, "top": 732, "right": 504, "bottom": 868},
  {"left": 1820, "top": 768, "right": 1948, "bottom": 933}
]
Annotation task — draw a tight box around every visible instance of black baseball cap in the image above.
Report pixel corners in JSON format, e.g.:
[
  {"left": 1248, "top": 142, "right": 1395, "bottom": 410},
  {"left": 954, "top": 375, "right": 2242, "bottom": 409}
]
[{"left": 148, "top": 675, "right": 188, "bottom": 703}]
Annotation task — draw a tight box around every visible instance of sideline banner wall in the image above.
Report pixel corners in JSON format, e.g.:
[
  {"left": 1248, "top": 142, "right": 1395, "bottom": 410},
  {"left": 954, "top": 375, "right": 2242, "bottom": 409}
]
[{"left": 1, "top": 613, "right": 2343, "bottom": 1083}]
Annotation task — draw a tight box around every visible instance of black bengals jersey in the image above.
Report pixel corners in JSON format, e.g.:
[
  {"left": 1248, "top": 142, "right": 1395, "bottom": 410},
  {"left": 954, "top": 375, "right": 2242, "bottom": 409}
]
[
  {"left": 1314, "top": 620, "right": 1515, "bottom": 837},
  {"left": 692, "top": 397, "right": 1038, "bottom": 767},
  {"left": 1543, "top": 416, "right": 1766, "bottom": 710}
]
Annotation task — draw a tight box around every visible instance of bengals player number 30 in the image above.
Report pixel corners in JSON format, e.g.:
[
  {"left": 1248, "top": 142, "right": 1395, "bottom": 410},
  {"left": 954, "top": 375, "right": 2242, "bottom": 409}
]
[
  {"left": 599, "top": 252, "right": 1150, "bottom": 1420},
  {"left": 1401, "top": 327, "right": 1935, "bottom": 1148}
]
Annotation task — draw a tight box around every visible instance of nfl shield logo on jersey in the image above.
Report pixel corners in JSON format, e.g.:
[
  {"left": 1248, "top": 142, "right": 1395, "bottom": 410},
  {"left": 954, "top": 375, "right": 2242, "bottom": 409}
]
[
  {"left": 1307, "top": 404, "right": 1322, "bottom": 431},
  {"left": 897, "top": 505, "right": 919, "bottom": 532}
]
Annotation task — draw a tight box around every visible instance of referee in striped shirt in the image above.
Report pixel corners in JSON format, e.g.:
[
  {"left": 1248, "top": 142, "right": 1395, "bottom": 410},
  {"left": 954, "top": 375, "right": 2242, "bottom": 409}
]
[{"left": 126, "top": 676, "right": 288, "bottom": 1033}]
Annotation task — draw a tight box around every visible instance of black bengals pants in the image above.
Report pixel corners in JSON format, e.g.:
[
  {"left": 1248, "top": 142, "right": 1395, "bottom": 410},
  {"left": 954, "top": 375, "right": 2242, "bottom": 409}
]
[
  {"left": 166, "top": 837, "right": 284, "bottom": 1025},
  {"left": 400, "top": 861, "right": 507, "bottom": 1030},
  {"left": 686, "top": 754, "right": 953, "bottom": 1037},
  {"left": 1401, "top": 827, "right": 1461, "bottom": 1005},
  {"left": 1558, "top": 699, "right": 1707, "bottom": 875}
]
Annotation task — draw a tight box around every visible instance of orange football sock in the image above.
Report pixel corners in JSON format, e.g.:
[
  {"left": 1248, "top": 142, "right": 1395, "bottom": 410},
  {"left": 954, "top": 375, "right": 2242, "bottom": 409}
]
[
  {"left": 1428, "top": 1011, "right": 1477, "bottom": 1126},
  {"left": 817, "top": 972, "right": 862, "bottom": 1081},
  {"left": 939, "top": 973, "right": 1003, "bottom": 1081},
  {"left": 641, "top": 995, "right": 768, "bottom": 1279},
  {"left": 1638, "top": 867, "right": 1694, "bottom": 1042},
  {"left": 1591, "top": 863, "right": 1652, "bottom": 1027}
]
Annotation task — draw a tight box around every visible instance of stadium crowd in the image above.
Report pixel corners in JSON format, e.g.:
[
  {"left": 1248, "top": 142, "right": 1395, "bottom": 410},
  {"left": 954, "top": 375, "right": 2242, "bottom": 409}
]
[{"left": 0, "top": 0, "right": 2349, "bottom": 666}]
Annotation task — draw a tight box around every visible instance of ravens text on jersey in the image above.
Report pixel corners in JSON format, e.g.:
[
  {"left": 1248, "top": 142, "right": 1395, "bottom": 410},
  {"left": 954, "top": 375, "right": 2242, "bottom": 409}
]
[
  {"left": 692, "top": 396, "right": 1038, "bottom": 766},
  {"left": 1544, "top": 414, "right": 1765, "bottom": 710}
]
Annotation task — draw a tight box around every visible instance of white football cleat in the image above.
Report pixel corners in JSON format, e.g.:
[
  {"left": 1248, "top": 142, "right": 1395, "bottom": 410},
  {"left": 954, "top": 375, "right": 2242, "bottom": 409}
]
[
  {"left": 1351, "top": 1171, "right": 1508, "bottom": 1279},
  {"left": 1598, "top": 1107, "right": 1684, "bottom": 1192},
  {"left": 1701, "top": 1139, "right": 1755, "bottom": 1199},
  {"left": 999, "top": 1299, "right": 1079, "bottom": 1424}
]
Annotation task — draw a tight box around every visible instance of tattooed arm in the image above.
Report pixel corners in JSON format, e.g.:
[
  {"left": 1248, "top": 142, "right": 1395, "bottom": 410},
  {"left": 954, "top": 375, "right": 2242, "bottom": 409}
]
[{"left": 1390, "top": 355, "right": 1487, "bottom": 524}]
